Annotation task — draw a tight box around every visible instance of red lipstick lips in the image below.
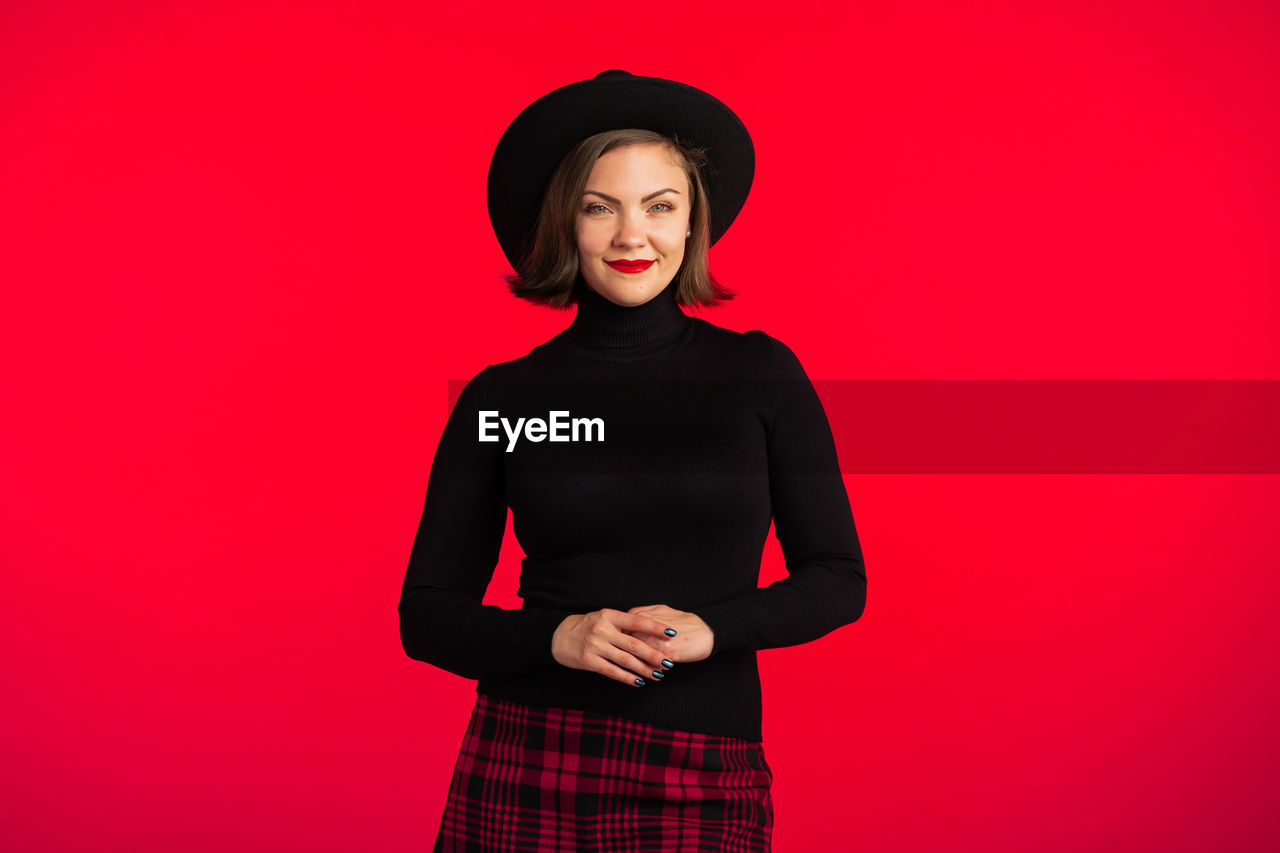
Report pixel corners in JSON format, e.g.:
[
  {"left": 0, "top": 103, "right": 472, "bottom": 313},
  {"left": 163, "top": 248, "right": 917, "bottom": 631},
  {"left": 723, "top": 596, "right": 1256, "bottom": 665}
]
[{"left": 605, "top": 258, "right": 655, "bottom": 273}]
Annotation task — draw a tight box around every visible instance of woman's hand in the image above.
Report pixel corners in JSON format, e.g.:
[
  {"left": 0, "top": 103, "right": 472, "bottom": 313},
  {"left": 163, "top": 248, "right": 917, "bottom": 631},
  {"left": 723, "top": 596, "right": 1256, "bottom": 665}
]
[
  {"left": 552, "top": 609, "right": 679, "bottom": 687},
  {"left": 624, "top": 604, "right": 714, "bottom": 664}
]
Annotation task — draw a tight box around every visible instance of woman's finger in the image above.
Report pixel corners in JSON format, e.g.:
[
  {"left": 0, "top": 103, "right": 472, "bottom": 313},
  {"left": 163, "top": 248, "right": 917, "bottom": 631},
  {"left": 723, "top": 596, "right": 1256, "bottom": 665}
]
[
  {"left": 592, "top": 622, "right": 670, "bottom": 680},
  {"left": 600, "top": 643, "right": 666, "bottom": 683},
  {"left": 617, "top": 631, "right": 673, "bottom": 674},
  {"left": 583, "top": 635, "right": 658, "bottom": 685},
  {"left": 594, "top": 657, "right": 652, "bottom": 687},
  {"left": 552, "top": 610, "right": 679, "bottom": 687},
  {"left": 620, "top": 611, "right": 677, "bottom": 640},
  {"left": 593, "top": 618, "right": 670, "bottom": 674},
  {"left": 631, "top": 633, "right": 668, "bottom": 654}
]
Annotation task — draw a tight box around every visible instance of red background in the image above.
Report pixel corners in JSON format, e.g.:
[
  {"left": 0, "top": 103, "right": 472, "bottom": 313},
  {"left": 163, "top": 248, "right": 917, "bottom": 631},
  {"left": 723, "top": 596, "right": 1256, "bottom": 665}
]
[{"left": 3, "top": 1, "right": 1278, "bottom": 850}]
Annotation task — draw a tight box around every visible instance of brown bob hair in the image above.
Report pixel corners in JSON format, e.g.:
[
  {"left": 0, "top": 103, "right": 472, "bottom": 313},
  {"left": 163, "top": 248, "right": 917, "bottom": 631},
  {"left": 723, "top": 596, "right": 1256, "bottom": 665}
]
[{"left": 504, "top": 128, "right": 735, "bottom": 310}]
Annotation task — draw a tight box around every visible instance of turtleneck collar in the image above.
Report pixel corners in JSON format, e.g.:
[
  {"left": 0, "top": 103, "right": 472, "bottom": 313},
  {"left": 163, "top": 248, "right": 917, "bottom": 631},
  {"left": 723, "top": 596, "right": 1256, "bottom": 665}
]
[{"left": 562, "top": 279, "right": 692, "bottom": 360}]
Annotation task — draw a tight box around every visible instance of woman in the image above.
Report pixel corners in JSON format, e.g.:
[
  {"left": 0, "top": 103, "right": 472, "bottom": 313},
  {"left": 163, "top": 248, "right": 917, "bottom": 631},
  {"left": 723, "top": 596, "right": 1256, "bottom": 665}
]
[{"left": 399, "top": 70, "right": 867, "bottom": 852}]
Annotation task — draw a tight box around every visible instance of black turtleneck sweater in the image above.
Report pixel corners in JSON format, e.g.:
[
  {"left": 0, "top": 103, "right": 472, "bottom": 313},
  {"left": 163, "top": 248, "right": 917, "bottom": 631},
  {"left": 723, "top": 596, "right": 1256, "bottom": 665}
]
[{"left": 398, "top": 283, "right": 867, "bottom": 742}]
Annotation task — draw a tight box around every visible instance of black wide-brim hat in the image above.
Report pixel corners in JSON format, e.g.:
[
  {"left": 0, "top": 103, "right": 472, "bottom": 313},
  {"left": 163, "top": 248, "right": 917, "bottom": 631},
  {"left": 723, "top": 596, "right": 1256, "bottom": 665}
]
[{"left": 486, "top": 69, "right": 755, "bottom": 271}]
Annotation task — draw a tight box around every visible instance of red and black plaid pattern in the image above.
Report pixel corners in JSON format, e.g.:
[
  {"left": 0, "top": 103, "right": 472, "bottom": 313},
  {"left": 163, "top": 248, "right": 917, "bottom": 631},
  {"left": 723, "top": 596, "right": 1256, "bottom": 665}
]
[{"left": 433, "top": 693, "right": 774, "bottom": 852}]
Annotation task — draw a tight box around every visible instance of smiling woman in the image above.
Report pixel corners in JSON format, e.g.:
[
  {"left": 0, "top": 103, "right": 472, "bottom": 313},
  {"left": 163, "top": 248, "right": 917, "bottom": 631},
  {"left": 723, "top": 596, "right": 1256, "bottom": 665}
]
[
  {"left": 575, "top": 143, "right": 691, "bottom": 307},
  {"left": 399, "top": 69, "right": 867, "bottom": 853},
  {"left": 502, "top": 125, "right": 730, "bottom": 310}
]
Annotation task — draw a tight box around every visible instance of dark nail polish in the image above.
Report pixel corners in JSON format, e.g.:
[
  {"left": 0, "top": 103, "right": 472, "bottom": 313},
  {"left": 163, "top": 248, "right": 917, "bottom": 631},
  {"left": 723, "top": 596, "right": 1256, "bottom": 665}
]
[
  {"left": 661, "top": 659, "right": 674, "bottom": 669},
  {"left": 652, "top": 671, "right": 665, "bottom": 679},
  {"left": 634, "top": 678, "right": 645, "bottom": 687},
  {"left": 665, "top": 628, "right": 678, "bottom": 637}
]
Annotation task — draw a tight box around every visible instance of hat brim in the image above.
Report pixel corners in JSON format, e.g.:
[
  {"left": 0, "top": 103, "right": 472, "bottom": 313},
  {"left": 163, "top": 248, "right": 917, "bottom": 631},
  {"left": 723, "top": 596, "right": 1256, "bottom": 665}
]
[{"left": 487, "top": 71, "right": 755, "bottom": 272}]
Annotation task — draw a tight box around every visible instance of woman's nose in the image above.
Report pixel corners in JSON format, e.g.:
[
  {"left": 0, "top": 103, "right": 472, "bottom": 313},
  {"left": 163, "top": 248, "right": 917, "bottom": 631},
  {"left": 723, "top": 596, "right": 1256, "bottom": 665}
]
[{"left": 613, "top": 212, "right": 645, "bottom": 247}]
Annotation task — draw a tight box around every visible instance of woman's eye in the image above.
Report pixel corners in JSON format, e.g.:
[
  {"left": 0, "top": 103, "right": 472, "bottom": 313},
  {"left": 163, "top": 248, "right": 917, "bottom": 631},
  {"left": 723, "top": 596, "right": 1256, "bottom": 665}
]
[{"left": 583, "top": 201, "right": 674, "bottom": 214}]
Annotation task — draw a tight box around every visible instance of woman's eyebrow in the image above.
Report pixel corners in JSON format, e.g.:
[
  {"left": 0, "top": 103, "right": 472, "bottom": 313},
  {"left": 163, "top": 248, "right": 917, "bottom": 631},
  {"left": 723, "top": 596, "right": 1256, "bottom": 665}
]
[{"left": 582, "top": 188, "right": 682, "bottom": 204}]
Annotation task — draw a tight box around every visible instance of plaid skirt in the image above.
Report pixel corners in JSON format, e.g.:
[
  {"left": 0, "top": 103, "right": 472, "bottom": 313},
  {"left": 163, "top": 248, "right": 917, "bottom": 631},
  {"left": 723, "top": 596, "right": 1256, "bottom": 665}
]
[{"left": 433, "top": 693, "right": 774, "bottom": 852}]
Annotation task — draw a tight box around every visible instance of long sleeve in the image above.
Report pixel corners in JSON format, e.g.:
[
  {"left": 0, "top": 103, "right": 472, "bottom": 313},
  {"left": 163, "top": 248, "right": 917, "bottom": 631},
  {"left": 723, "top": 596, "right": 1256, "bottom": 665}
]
[
  {"left": 398, "top": 366, "right": 573, "bottom": 681},
  {"left": 694, "top": 337, "right": 868, "bottom": 657}
]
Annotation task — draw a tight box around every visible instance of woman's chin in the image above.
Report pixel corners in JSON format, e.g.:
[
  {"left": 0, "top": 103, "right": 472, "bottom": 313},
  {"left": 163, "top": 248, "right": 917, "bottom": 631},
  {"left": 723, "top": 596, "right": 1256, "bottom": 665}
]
[{"left": 590, "top": 278, "right": 672, "bottom": 308}]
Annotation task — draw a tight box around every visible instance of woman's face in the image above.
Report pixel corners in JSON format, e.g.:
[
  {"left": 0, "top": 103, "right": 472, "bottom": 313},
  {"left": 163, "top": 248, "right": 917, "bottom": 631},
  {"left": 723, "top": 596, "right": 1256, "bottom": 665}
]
[{"left": 575, "top": 143, "right": 691, "bottom": 307}]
